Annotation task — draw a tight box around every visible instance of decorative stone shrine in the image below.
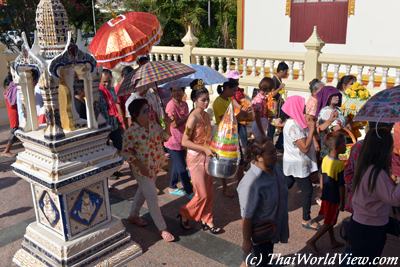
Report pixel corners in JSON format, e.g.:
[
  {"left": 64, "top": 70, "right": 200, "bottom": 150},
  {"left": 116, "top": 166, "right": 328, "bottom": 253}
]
[{"left": 11, "top": 0, "right": 142, "bottom": 266}]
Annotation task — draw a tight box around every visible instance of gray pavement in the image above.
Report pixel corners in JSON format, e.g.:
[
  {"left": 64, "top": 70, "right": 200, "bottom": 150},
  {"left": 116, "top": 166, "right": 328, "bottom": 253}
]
[{"left": 0, "top": 125, "right": 399, "bottom": 267}]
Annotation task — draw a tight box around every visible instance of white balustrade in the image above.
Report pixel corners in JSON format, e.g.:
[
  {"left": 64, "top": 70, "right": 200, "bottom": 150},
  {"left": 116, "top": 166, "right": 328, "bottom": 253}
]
[
  {"left": 287, "top": 61, "right": 294, "bottom": 80},
  {"left": 210, "top": 56, "right": 216, "bottom": 70},
  {"left": 321, "top": 63, "right": 328, "bottom": 83},
  {"left": 251, "top": 58, "right": 256, "bottom": 77},
  {"left": 167, "top": 54, "right": 172, "bottom": 61},
  {"left": 396, "top": 69, "right": 400, "bottom": 86},
  {"left": 269, "top": 60, "right": 275, "bottom": 78},
  {"left": 195, "top": 55, "right": 201, "bottom": 65},
  {"left": 260, "top": 59, "right": 265, "bottom": 78},
  {"left": 234, "top": 58, "right": 239, "bottom": 72},
  {"left": 242, "top": 58, "right": 248, "bottom": 77},
  {"left": 299, "top": 62, "right": 304, "bottom": 81},
  {"left": 367, "top": 67, "right": 376, "bottom": 88},
  {"left": 149, "top": 54, "right": 154, "bottom": 61},
  {"left": 380, "top": 68, "right": 389, "bottom": 89},
  {"left": 332, "top": 64, "right": 340, "bottom": 85},
  {"left": 218, "top": 57, "right": 224, "bottom": 73},
  {"left": 161, "top": 54, "right": 166, "bottom": 60},
  {"left": 154, "top": 53, "right": 159, "bottom": 61},
  {"left": 226, "top": 58, "right": 231, "bottom": 73},
  {"left": 202, "top": 56, "right": 208, "bottom": 66},
  {"left": 357, "top": 66, "right": 364, "bottom": 83},
  {"left": 345, "top": 65, "right": 352, "bottom": 75}
]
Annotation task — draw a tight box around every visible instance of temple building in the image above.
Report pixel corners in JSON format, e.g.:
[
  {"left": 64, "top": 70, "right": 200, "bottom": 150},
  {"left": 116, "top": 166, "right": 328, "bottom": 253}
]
[{"left": 237, "top": 0, "right": 400, "bottom": 57}]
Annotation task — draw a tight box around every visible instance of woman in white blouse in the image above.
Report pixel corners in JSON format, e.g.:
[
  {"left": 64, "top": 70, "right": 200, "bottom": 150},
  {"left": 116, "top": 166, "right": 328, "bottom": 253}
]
[{"left": 282, "top": 96, "right": 319, "bottom": 230}]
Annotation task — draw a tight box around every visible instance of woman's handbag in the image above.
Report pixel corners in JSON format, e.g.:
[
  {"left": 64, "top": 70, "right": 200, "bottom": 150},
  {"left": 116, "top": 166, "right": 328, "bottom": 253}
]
[{"left": 251, "top": 220, "right": 277, "bottom": 245}]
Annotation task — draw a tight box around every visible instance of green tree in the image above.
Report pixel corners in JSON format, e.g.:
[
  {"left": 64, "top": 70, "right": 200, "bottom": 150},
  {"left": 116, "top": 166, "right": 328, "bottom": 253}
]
[
  {"left": 0, "top": 0, "right": 39, "bottom": 35},
  {"left": 121, "top": 0, "right": 236, "bottom": 48}
]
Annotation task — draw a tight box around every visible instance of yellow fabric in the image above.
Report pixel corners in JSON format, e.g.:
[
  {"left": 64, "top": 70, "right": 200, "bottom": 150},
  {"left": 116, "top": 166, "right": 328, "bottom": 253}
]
[
  {"left": 213, "top": 96, "right": 231, "bottom": 125},
  {"left": 58, "top": 82, "right": 75, "bottom": 131},
  {"left": 321, "top": 156, "right": 345, "bottom": 182}
]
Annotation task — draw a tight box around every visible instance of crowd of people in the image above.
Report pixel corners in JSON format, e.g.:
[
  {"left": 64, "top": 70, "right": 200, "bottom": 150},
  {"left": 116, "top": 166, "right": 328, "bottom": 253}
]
[{"left": 2, "top": 59, "right": 400, "bottom": 266}]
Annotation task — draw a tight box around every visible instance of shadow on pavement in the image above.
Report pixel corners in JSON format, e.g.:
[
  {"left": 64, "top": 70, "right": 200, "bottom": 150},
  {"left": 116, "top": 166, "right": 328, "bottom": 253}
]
[
  {"left": 0, "top": 177, "right": 20, "bottom": 190},
  {"left": 0, "top": 207, "right": 32, "bottom": 219}
]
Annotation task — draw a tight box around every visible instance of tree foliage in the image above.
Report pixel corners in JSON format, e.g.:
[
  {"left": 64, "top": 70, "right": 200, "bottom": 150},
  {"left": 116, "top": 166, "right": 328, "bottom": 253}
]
[
  {"left": 0, "top": 0, "right": 237, "bottom": 48},
  {"left": 122, "top": 0, "right": 237, "bottom": 48}
]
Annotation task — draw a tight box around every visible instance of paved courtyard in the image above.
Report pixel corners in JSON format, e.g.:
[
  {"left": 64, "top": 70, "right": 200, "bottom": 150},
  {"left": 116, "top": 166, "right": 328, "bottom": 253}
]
[{"left": 0, "top": 125, "right": 398, "bottom": 266}]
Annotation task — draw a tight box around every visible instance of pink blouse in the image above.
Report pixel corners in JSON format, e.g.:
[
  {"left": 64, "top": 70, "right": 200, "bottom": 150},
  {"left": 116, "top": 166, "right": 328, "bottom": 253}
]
[{"left": 164, "top": 99, "right": 189, "bottom": 151}]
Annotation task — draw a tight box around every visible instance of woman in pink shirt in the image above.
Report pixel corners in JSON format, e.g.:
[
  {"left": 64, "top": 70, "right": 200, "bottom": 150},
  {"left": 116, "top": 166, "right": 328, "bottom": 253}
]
[
  {"left": 343, "top": 128, "right": 400, "bottom": 266},
  {"left": 164, "top": 87, "right": 193, "bottom": 197}
]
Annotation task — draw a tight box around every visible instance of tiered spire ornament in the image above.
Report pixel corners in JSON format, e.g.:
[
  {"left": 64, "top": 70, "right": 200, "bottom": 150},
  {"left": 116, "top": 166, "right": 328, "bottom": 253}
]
[{"left": 36, "top": 0, "right": 69, "bottom": 60}]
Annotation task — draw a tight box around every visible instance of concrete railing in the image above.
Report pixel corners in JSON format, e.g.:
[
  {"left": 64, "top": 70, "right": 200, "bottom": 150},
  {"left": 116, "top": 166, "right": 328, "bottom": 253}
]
[{"left": 149, "top": 26, "right": 400, "bottom": 99}]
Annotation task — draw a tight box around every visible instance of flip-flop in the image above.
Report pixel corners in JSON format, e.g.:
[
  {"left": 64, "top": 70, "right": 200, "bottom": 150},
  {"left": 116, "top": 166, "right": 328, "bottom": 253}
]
[
  {"left": 161, "top": 231, "right": 175, "bottom": 242},
  {"left": 302, "top": 222, "right": 320, "bottom": 231}
]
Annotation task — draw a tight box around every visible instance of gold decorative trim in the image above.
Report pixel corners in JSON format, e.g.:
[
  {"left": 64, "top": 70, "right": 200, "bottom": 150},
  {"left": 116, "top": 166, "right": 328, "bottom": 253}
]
[
  {"left": 285, "top": 0, "right": 291, "bottom": 17},
  {"left": 348, "top": 0, "right": 355, "bottom": 16}
]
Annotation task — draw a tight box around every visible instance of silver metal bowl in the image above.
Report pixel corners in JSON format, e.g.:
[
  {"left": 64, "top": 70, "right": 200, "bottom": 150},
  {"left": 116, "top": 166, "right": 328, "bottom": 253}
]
[{"left": 206, "top": 156, "right": 240, "bottom": 179}]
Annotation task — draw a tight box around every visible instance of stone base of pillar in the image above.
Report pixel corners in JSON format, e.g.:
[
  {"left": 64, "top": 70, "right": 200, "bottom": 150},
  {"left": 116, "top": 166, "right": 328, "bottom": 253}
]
[{"left": 13, "top": 217, "right": 142, "bottom": 267}]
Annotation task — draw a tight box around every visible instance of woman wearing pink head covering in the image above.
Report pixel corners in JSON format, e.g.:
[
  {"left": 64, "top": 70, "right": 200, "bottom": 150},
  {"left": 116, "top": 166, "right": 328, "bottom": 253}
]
[{"left": 282, "top": 96, "right": 319, "bottom": 230}]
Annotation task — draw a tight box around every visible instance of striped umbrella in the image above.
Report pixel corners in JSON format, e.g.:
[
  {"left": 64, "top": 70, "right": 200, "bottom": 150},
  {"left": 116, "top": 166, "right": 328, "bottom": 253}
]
[{"left": 118, "top": 60, "right": 195, "bottom": 96}]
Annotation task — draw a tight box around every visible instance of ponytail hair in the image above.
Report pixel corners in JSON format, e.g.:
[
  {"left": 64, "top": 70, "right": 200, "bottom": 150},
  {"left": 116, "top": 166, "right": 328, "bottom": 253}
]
[
  {"left": 217, "top": 80, "right": 237, "bottom": 95},
  {"left": 217, "top": 84, "right": 223, "bottom": 95}
]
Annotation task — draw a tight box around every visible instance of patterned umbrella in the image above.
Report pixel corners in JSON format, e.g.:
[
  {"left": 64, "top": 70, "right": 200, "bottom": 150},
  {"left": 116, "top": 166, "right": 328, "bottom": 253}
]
[
  {"left": 118, "top": 60, "right": 195, "bottom": 96},
  {"left": 159, "top": 64, "right": 228, "bottom": 89},
  {"left": 88, "top": 12, "right": 162, "bottom": 69},
  {"left": 354, "top": 85, "right": 400, "bottom": 123}
]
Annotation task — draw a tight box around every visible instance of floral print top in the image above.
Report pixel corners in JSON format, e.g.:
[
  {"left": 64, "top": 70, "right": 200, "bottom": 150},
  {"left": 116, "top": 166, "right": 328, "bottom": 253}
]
[{"left": 121, "top": 121, "right": 169, "bottom": 178}]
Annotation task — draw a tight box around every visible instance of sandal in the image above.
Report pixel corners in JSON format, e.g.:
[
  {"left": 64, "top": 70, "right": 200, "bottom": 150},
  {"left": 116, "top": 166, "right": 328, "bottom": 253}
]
[
  {"left": 302, "top": 221, "right": 320, "bottom": 231},
  {"left": 127, "top": 216, "right": 148, "bottom": 227},
  {"left": 177, "top": 214, "right": 192, "bottom": 230},
  {"left": 160, "top": 230, "right": 175, "bottom": 242},
  {"left": 201, "top": 222, "right": 222, "bottom": 234}
]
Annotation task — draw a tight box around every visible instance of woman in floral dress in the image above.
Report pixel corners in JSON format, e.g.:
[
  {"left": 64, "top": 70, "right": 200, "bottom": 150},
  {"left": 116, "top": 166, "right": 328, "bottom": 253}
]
[{"left": 122, "top": 98, "right": 175, "bottom": 242}]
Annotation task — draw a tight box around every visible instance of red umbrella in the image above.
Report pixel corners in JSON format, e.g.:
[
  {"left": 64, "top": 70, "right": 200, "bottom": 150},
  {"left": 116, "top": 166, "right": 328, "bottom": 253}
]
[{"left": 89, "top": 12, "right": 162, "bottom": 69}]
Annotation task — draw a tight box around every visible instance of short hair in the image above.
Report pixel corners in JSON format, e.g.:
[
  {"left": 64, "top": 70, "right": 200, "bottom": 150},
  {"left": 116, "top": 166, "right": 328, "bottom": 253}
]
[
  {"left": 137, "top": 55, "right": 149, "bottom": 65},
  {"left": 121, "top": 66, "right": 134, "bottom": 78},
  {"left": 102, "top": 69, "right": 112, "bottom": 77},
  {"left": 277, "top": 62, "right": 289, "bottom": 73},
  {"left": 128, "top": 98, "right": 148, "bottom": 119},
  {"left": 258, "top": 77, "right": 274, "bottom": 92},
  {"left": 309, "top": 78, "right": 324, "bottom": 93},
  {"left": 325, "top": 131, "right": 345, "bottom": 151}
]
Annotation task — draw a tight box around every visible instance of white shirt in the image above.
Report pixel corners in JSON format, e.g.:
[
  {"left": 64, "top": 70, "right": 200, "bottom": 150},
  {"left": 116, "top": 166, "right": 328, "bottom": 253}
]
[
  {"left": 318, "top": 106, "right": 345, "bottom": 128},
  {"left": 283, "top": 119, "right": 318, "bottom": 178},
  {"left": 125, "top": 88, "right": 164, "bottom": 120}
]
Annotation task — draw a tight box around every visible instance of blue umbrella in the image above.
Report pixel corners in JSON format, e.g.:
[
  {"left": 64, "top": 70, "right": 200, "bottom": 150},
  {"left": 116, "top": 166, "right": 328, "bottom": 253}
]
[{"left": 159, "top": 64, "right": 228, "bottom": 89}]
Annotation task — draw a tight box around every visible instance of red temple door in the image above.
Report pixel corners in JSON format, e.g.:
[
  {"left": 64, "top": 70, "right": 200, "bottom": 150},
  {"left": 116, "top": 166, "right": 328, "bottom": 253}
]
[{"left": 290, "top": 0, "right": 349, "bottom": 44}]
